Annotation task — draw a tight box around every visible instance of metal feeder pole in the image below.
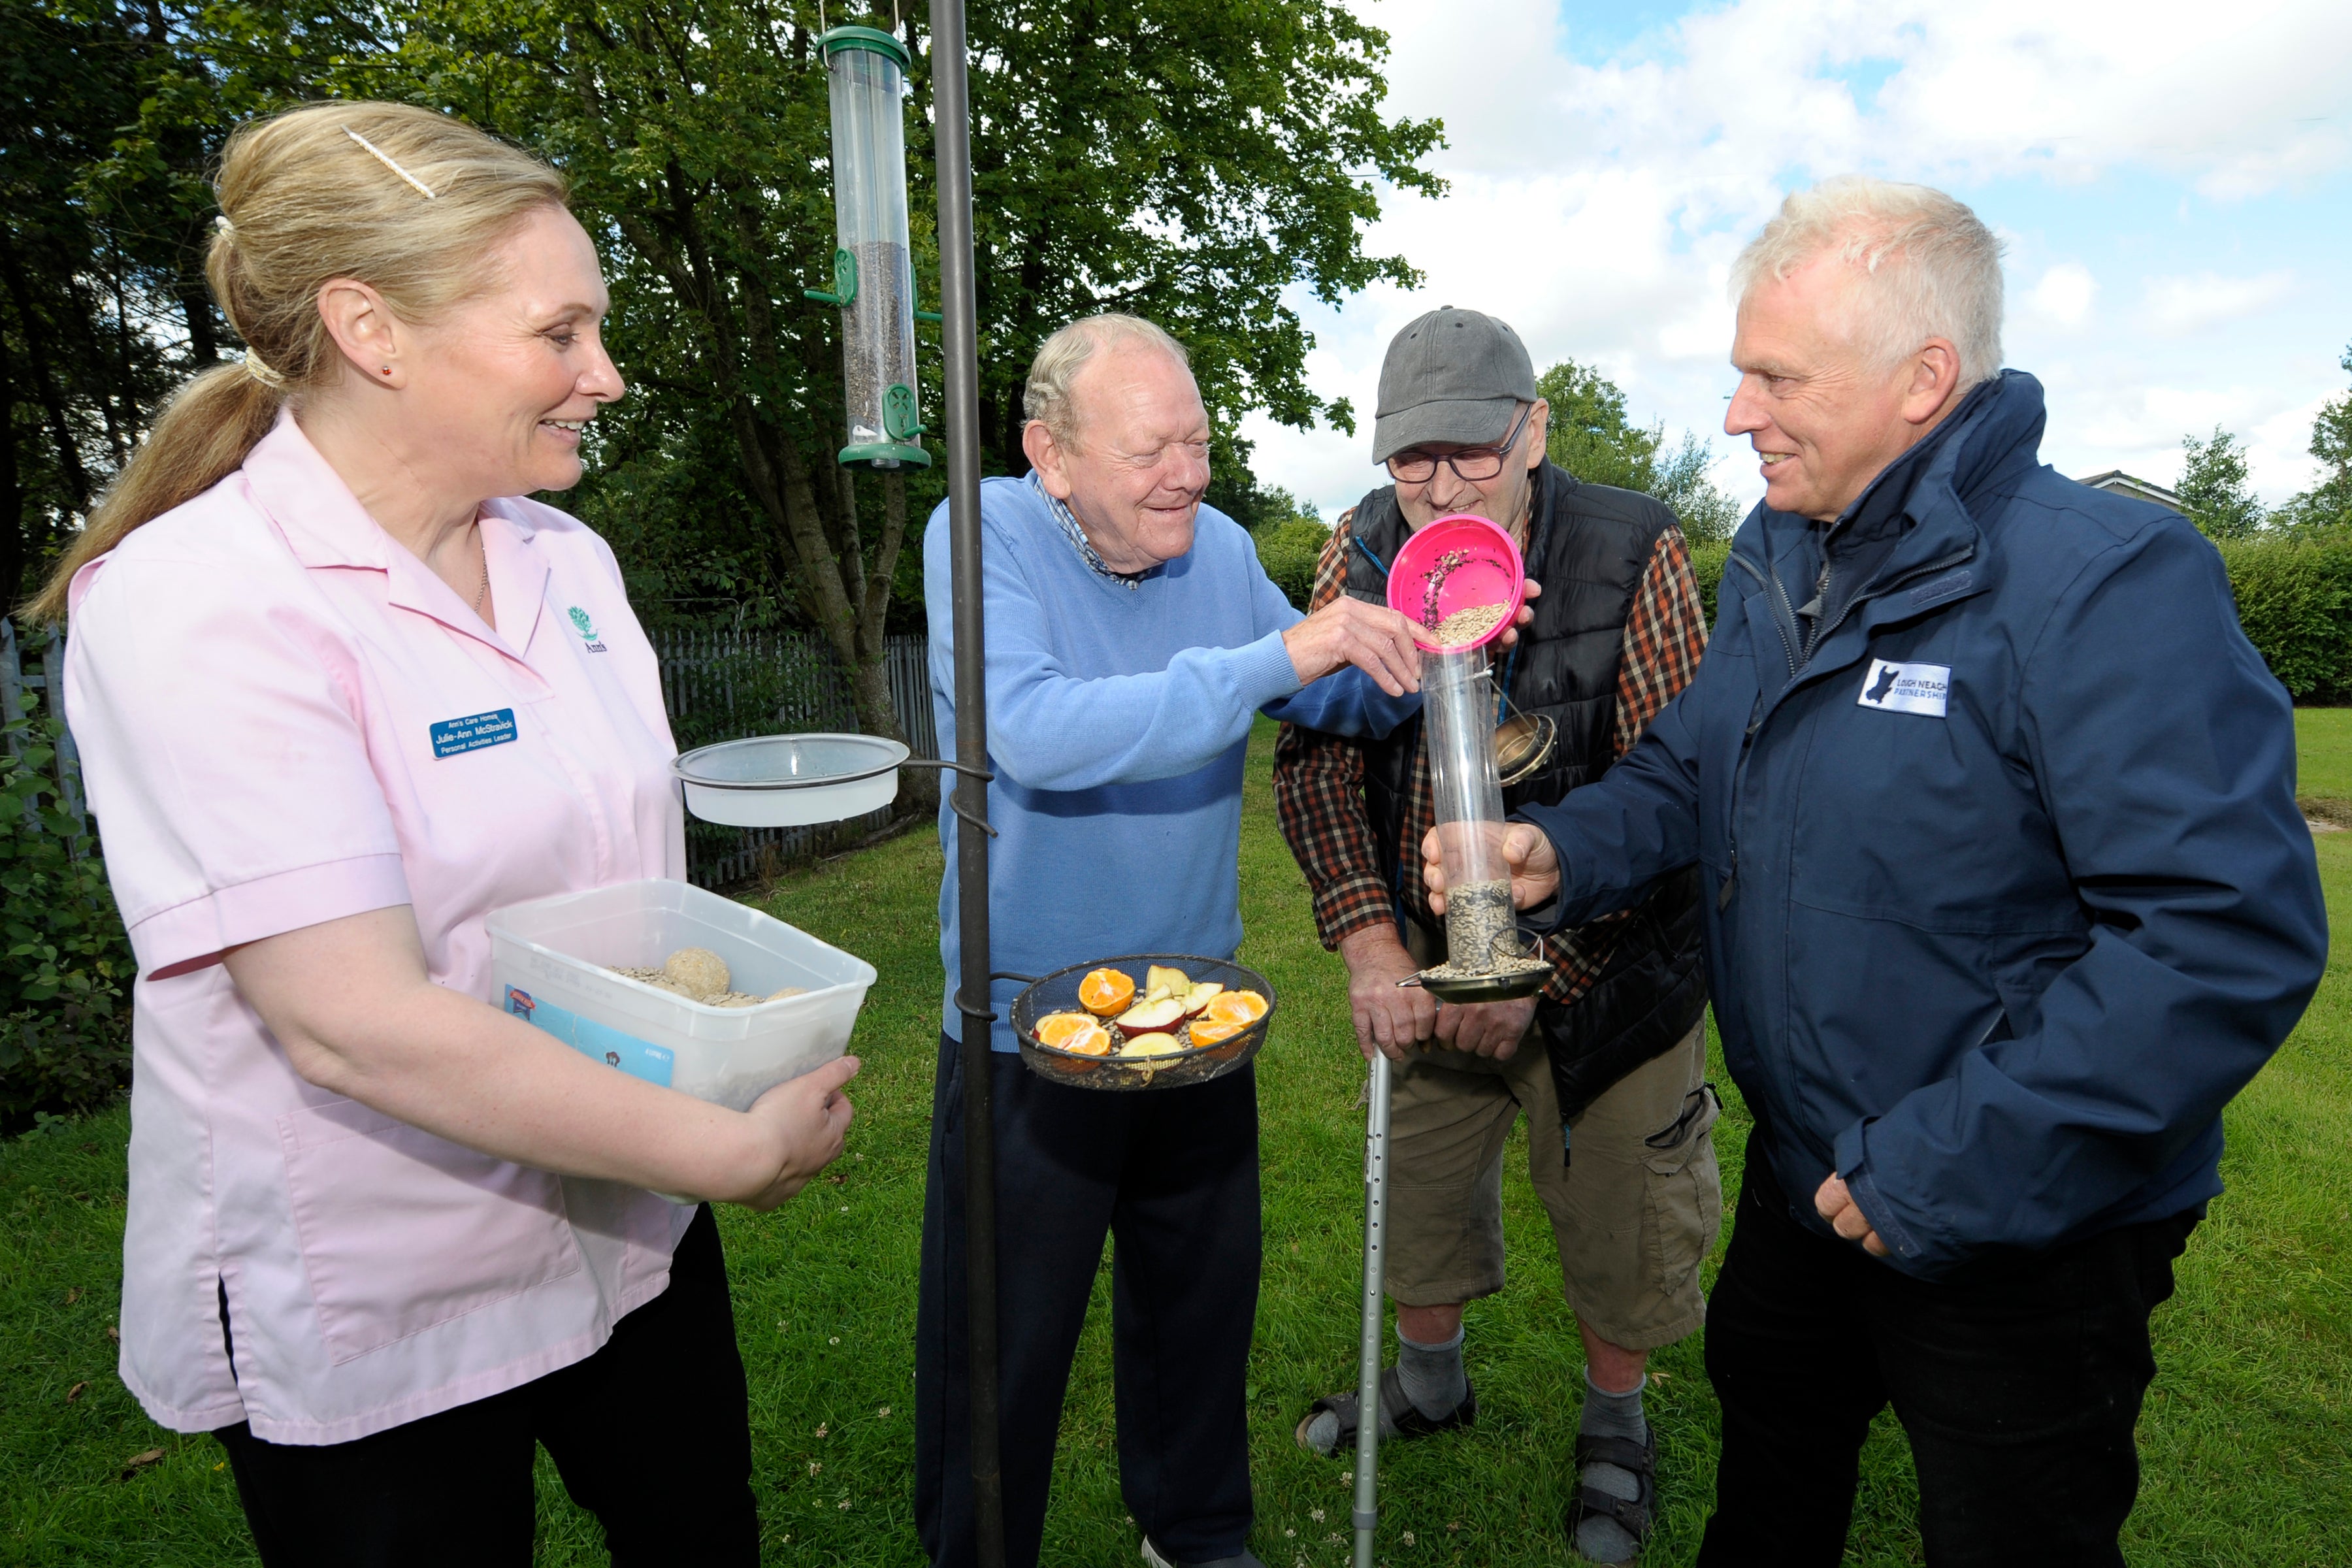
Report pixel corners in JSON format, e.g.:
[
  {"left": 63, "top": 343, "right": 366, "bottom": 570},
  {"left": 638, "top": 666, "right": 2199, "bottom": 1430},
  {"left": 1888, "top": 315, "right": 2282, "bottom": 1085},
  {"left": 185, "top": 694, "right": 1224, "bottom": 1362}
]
[
  {"left": 1352, "top": 1049, "right": 1395, "bottom": 1568},
  {"left": 930, "top": 3, "right": 1008, "bottom": 1565}
]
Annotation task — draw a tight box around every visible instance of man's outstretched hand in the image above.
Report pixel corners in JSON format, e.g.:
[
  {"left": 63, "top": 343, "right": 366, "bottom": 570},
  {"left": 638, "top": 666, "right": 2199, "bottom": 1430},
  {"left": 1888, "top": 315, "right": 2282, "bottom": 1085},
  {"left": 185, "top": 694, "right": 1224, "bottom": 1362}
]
[
  {"left": 1282, "top": 598, "right": 1424, "bottom": 696},
  {"left": 1420, "top": 821, "right": 1561, "bottom": 916},
  {"left": 1815, "top": 1174, "right": 1889, "bottom": 1257},
  {"left": 1282, "top": 578, "right": 1544, "bottom": 698}
]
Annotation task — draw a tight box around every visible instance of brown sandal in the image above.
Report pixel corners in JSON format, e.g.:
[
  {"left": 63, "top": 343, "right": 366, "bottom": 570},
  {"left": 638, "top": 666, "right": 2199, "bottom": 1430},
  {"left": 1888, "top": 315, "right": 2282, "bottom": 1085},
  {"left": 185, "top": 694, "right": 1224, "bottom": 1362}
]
[{"left": 1293, "top": 1366, "right": 1478, "bottom": 1454}]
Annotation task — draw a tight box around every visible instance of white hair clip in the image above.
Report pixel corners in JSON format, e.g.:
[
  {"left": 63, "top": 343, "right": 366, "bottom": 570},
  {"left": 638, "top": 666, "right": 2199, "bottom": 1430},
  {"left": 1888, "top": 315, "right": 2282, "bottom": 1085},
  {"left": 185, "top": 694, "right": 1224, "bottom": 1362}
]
[
  {"left": 242, "top": 348, "right": 290, "bottom": 389},
  {"left": 341, "top": 125, "right": 437, "bottom": 199},
  {"left": 213, "top": 213, "right": 234, "bottom": 237}
]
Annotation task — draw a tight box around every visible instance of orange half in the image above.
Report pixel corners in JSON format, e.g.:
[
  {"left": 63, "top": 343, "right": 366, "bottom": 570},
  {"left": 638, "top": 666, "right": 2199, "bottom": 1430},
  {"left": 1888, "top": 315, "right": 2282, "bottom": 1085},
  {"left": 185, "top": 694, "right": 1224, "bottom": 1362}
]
[
  {"left": 1034, "top": 1011, "right": 1100, "bottom": 1049},
  {"left": 1078, "top": 968, "right": 1136, "bottom": 1017},
  {"left": 1188, "top": 1015, "right": 1250, "bottom": 1046},
  {"left": 1203, "top": 988, "right": 1269, "bottom": 1027},
  {"left": 1059, "top": 1021, "right": 1117, "bottom": 1056}
]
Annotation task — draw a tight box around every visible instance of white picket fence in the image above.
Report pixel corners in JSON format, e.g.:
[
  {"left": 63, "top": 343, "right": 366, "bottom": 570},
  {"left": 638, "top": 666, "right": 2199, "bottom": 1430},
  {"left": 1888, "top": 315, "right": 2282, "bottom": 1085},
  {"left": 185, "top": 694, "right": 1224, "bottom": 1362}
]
[{"left": 3, "top": 615, "right": 936, "bottom": 889}]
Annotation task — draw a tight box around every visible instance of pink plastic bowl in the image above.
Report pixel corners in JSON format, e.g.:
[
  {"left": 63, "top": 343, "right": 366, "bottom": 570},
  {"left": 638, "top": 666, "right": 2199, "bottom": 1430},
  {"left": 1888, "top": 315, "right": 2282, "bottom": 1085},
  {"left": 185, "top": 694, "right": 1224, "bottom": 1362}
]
[{"left": 1384, "top": 513, "right": 1526, "bottom": 652}]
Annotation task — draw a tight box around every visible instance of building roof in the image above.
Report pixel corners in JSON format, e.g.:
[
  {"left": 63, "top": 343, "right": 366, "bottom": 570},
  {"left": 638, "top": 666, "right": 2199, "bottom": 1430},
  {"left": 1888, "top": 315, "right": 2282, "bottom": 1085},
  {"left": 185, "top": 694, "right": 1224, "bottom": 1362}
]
[{"left": 2076, "top": 470, "right": 2181, "bottom": 507}]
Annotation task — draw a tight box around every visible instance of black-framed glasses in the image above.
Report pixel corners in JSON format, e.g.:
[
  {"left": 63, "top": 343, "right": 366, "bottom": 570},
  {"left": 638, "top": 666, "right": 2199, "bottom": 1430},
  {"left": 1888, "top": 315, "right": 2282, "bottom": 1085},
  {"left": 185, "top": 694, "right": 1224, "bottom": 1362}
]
[{"left": 1386, "top": 402, "right": 1535, "bottom": 485}]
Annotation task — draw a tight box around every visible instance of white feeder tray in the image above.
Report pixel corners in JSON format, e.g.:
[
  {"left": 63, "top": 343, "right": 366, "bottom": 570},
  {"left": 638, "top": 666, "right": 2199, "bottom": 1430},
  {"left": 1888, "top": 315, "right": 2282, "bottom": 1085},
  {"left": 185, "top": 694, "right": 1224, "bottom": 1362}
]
[{"left": 675, "top": 732, "right": 911, "bottom": 827}]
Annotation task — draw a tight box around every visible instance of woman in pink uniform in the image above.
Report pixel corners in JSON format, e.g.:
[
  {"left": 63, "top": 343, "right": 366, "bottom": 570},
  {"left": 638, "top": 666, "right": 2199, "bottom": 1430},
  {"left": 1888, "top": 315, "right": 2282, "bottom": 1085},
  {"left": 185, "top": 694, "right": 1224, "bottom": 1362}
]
[{"left": 29, "top": 101, "right": 857, "bottom": 1566}]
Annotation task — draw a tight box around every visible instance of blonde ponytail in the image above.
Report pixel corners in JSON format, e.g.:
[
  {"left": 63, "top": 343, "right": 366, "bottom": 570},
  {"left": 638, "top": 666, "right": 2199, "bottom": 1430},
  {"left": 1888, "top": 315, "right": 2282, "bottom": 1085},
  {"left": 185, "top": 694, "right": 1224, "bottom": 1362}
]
[{"left": 24, "top": 100, "right": 567, "bottom": 622}]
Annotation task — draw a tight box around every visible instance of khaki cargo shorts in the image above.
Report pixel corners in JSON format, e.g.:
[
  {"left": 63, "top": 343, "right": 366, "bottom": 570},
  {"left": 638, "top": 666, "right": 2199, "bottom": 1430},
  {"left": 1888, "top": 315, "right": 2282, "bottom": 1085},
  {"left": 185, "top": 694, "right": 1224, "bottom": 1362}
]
[{"left": 1384, "top": 1019, "right": 1721, "bottom": 1351}]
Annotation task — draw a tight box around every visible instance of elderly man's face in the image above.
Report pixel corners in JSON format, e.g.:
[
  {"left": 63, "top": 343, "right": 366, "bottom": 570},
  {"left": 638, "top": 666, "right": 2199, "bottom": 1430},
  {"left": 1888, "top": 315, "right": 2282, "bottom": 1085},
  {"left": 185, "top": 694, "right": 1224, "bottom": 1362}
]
[
  {"left": 1026, "top": 344, "right": 1213, "bottom": 572},
  {"left": 1725, "top": 255, "right": 1961, "bottom": 522},
  {"left": 1393, "top": 400, "right": 1552, "bottom": 538}
]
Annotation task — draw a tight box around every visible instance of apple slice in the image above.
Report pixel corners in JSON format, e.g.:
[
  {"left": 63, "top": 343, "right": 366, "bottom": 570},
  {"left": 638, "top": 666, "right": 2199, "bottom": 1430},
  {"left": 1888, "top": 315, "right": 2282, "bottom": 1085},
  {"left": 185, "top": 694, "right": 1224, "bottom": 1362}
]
[
  {"left": 1146, "top": 964, "right": 1192, "bottom": 998},
  {"left": 1119, "top": 1031, "right": 1184, "bottom": 1058},
  {"left": 1114, "top": 995, "right": 1186, "bottom": 1034},
  {"left": 1180, "top": 981, "right": 1224, "bottom": 1017}
]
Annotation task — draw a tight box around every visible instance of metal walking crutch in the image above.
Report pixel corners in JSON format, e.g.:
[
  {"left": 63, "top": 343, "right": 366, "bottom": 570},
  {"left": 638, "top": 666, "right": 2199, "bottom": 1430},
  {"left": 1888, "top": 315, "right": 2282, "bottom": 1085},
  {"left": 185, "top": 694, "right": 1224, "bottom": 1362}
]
[{"left": 1352, "top": 1047, "right": 1396, "bottom": 1568}]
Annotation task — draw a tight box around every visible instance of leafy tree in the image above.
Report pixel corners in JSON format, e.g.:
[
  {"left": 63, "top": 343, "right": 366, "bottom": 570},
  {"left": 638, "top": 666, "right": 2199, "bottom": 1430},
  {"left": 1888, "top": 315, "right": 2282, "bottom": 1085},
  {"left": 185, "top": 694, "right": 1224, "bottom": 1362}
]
[
  {"left": 2178, "top": 425, "right": 2264, "bottom": 540},
  {"left": 94, "top": 0, "right": 1440, "bottom": 753},
  {"left": 2279, "top": 342, "right": 2352, "bottom": 531},
  {"left": 1536, "top": 358, "right": 1739, "bottom": 542},
  {"left": 0, "top": 0, "right": 181, "bottom": 606},
  {"left": 958, "top": 1, "right": 1443, "bottom": 474},
  {"left": 1647, "top": 431, "right": 1743, "bottom": 544}
]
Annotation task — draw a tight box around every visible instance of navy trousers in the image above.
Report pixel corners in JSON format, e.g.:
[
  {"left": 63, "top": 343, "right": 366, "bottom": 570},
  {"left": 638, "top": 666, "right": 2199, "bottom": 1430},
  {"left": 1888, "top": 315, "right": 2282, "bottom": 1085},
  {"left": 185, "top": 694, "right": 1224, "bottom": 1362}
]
[
  {"left": 216, "top": 1203, "right": 757, "bottom": 1567},
  {"left": 915, "top": 1034, "right": 1260, "bottom": 1568},
  {"left": 1697, "top": 1133, "right": 2198, "bottom": 1567}
]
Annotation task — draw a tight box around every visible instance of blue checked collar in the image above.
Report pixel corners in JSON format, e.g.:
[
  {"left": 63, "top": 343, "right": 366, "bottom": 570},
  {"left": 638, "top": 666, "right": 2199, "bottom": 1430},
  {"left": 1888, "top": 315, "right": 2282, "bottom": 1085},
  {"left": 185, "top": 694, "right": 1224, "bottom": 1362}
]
[{"left": 1029, "top": 471, "right": 1147, "bottom": 590}]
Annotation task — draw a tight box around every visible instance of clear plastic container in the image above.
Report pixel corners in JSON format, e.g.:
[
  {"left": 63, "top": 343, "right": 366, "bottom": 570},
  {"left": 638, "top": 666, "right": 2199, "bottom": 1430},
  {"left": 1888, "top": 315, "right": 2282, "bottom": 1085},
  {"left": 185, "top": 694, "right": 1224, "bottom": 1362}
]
[
  {"left": 819, "top": 26, "right": 926, "bottom": 470},
  {"left": 487, "top": 879, "right": 875, "bottom": 1113}
]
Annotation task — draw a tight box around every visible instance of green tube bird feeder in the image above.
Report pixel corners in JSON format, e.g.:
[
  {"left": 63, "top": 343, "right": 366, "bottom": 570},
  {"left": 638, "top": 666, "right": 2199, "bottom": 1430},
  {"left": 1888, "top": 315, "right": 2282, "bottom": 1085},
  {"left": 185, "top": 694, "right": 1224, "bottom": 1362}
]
[{"left": 808, "top": 24, "right": 934, "bottom": 469}]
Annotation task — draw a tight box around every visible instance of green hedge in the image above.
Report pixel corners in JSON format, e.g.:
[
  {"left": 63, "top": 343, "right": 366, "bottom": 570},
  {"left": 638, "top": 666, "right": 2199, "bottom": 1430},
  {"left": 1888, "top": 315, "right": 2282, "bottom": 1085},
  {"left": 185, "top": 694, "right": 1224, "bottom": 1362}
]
[
  {"left": 1684, "top": 529, "right": 2352, "bottom": 702},
  {"left": 2215, "top": 529, "right": 2352, "bottom": 702},
  {"left": 1255, "top": 519, "right": 1331, "bottom": 612},
  {"left": 1690, "top": 538, "right": 1731, "bottom": 629},
  {"left": 1, "top": 704, "right": 132, "bottom": 1127}
]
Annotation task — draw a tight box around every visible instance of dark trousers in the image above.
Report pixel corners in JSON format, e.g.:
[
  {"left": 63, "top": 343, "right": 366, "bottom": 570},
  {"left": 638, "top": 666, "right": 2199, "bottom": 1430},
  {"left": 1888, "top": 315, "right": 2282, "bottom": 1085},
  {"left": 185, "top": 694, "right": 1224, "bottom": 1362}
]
[
  {"left": 1697, "top": 1135, "right": 2198, "bottom": 1567},
  {"left": 916, "top": 1034, "right": 1261, "bottom": 1568},
  {"left": 216, "top": 1203, "right": 757, "bottom": 1568}
]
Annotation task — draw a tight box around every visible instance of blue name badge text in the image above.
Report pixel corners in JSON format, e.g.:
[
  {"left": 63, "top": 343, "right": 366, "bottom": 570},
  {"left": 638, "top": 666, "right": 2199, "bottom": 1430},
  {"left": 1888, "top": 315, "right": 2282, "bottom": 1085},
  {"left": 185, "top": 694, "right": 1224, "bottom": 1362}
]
[
  {"left": 504, "top": 986, "right": 675, "bottom": 1087},
  {"left": 430, "top": 708, "right": 518, "bottom": 759}
]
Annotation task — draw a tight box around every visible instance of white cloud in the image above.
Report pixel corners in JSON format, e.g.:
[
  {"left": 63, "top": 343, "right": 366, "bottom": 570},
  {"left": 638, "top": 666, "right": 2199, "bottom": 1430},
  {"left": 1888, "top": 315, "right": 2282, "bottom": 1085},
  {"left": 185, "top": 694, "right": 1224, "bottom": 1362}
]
[
  {"left": 2142, "top": 270, "right": 2296, "bottom": 336},
  {"left": 1237, "top": 0, "right": 2352, "bottom": 517},
  {"left": 2249, "top": 395, "right": 2331, "bottom": 498},
  {"left": 2027, "top": 264, "right": 2099, "bottom": 329}
]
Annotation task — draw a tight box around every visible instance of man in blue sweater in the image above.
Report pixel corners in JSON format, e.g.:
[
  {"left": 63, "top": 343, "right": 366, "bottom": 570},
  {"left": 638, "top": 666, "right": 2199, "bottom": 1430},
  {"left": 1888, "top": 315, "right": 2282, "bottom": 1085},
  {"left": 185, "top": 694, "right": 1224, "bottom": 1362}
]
[
  {"left": 1421, "top": 179, "right": 2328, "bottom": 1565},
  {"left": 914, "top": 314, "right": 1518, "bottom": 1568}
]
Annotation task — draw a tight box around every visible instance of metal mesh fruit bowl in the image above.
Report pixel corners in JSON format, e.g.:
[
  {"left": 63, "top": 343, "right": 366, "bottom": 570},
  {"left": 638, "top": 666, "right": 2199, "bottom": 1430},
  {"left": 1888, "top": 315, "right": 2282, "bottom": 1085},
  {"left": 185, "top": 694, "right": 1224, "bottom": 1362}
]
[{"left": 1009, "top": 955, "right": 1277, "bottom": 1092}]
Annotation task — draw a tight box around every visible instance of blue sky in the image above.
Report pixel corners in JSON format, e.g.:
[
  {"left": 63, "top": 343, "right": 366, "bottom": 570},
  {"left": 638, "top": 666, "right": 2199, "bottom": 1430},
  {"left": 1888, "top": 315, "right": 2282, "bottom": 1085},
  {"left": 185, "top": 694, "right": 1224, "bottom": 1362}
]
[{"left": 1239, "top": 0, "right": 2352, "bottom": 517}]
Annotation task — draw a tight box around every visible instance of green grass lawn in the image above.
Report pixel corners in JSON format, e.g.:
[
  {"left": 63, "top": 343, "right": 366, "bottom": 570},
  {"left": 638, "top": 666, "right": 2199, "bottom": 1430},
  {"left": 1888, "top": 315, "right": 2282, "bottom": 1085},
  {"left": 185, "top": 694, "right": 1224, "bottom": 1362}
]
[
  {"left": 6, "top": 719, "right": 2350, "bottom": 1565},
  {"left": 2296, "top": 706, "right": 2352, "bottom": 806}
]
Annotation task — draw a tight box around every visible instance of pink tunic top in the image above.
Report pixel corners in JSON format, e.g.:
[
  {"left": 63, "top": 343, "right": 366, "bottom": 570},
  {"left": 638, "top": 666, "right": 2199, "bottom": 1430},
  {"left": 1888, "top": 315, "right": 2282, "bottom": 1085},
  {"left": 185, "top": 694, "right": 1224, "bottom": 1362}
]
[{"left": 65, "top": 413, "right": 693, "bottom": 1445}]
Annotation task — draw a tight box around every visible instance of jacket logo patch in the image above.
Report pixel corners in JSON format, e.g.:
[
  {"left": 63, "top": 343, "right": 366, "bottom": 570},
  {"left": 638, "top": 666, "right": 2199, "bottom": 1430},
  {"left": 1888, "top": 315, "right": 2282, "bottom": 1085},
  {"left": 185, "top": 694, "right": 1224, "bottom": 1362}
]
[{"left": 1858, "top": 660, "right": 1950, "bottom": 717}]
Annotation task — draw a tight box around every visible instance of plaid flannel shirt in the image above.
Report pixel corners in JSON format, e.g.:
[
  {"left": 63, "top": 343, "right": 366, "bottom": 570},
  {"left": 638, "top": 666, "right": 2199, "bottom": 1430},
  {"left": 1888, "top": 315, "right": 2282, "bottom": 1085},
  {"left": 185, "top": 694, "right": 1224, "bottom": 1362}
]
[{"left": 1272, "top": 508, "right": 1710, "bottom": 1005}]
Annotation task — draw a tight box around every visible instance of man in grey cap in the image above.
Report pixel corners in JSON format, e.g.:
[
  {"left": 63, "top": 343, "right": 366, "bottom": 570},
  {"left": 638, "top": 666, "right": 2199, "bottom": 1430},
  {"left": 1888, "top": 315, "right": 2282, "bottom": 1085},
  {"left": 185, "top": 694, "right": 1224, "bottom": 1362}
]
[{"left": 1274, "top": 307, "right": 1718, "bottom": 1563}]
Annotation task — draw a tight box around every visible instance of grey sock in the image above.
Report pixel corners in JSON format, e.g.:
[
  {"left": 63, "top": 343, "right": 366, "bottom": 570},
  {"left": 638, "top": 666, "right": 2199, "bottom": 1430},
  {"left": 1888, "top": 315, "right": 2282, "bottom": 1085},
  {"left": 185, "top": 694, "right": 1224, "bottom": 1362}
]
[
  {"left": 1573, "top": 1369, "right": 1648, "bottom": 1565},
  {"left": 1395, "top": 1324, "right": 1467, "bottom": 1420}
]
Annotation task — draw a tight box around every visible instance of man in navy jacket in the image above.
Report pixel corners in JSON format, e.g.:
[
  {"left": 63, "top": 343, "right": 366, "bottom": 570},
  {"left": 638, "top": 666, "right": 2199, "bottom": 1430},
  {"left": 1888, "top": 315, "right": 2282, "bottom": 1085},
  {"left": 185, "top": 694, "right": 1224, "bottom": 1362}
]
[{"left": 1422, "top": 177, "right": 2327, "bottom": 1566}]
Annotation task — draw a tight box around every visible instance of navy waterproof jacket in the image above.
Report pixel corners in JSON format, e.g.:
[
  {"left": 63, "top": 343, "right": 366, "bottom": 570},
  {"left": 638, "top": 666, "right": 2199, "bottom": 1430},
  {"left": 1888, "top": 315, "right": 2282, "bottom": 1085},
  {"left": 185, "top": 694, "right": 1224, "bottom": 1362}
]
[{"left": 1518, "top": 372, "right": 2327, "bottom": 1278}]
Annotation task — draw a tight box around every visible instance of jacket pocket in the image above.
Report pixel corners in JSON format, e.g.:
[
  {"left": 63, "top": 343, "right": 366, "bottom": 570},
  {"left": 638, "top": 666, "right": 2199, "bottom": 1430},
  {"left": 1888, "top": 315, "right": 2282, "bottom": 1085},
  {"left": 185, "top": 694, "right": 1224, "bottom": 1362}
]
[{"left": 278, "top": 1099, "right": 584, "bottom": 1365}]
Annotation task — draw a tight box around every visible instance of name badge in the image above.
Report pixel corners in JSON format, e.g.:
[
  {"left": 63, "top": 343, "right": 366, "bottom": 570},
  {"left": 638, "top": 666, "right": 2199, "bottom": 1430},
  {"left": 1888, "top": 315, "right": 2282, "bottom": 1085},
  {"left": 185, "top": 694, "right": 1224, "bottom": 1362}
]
[
  {"left": 429, "top": 708, "right": 518, "bottom": 758},
  {"left": 1858, "top": 661, "right": 1950, "bottom": 718}
]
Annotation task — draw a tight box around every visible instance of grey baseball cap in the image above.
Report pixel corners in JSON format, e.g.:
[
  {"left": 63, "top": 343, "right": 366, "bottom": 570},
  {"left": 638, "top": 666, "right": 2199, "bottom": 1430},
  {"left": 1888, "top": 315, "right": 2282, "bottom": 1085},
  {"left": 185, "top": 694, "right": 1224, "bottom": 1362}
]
[{"left": 1371, "top": 306, "right": 1538, "bottom": 465}]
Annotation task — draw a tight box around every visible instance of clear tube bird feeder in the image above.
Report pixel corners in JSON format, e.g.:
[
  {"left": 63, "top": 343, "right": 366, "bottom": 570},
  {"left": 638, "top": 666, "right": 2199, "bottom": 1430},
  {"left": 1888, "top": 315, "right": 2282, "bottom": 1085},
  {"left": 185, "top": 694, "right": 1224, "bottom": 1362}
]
[
  {"left": 1384, "top": 513, "right": 1548, "bottom": 1004},
  {"left": 1418, "top": 647, "right": 1548, "bottom": 1002},
  {"left": 810, "top": 25, "right": 930, "bottom": 470}
]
